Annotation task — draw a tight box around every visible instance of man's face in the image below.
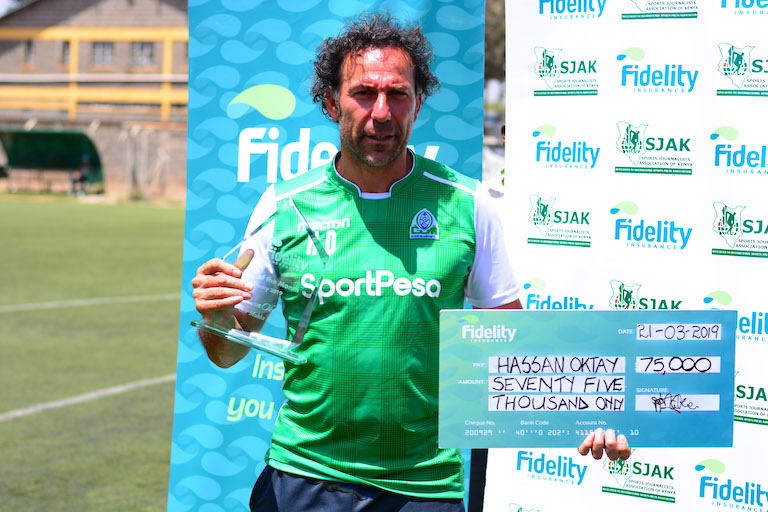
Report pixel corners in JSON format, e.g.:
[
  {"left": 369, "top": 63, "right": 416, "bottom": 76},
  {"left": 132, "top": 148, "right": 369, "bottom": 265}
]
[{"left": 325, "top": 46, "right": 422, "bottom": 169}]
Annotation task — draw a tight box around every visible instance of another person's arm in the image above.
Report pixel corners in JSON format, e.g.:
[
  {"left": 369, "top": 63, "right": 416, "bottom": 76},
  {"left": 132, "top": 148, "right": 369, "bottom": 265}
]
[{"left": 578, "top": 428, "right": 631, "bottom": 461}]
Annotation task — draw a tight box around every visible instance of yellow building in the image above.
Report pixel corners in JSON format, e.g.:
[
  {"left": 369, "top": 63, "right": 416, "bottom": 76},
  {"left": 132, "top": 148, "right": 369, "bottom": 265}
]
[{"left": 0, "top": 0, "right": 188, "bottom": 199}]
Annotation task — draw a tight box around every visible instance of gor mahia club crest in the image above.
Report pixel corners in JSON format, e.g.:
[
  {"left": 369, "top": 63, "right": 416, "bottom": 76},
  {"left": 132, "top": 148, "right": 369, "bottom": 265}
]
[
  {"left": 718, "top": 43, "right": 754, "bottom": 88},
  {"left": 410, "top": 208, "right": 439, "bottom": 239},
  {"left": 616, "top": 122, "right": 647, "bottom": 166},
  {"left": 713, "top": 202, "right": 745, "bottom": 248},
  {"left": 534, "top": 47, "right": 562, "bottom": 89},
  {"left": 610, "top": 280, "right": 641, "bottom": 310}
]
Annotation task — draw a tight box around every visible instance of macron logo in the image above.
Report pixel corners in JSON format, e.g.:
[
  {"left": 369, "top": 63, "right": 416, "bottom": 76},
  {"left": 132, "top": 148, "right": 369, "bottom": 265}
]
[{"left": 462, "top": 324, "right": 517, "bottom": 342}]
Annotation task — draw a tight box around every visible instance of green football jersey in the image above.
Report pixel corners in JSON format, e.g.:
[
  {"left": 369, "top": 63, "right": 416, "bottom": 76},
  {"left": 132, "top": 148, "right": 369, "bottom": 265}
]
[{"left": 238, "top": 153, "right": 519, "bottom": 498}]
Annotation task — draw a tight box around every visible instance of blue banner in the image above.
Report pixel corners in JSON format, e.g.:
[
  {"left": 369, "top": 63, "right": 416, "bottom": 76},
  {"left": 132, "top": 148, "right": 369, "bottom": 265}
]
[{"left": 171, "top": 1, "right": 486, "bottom": 510}]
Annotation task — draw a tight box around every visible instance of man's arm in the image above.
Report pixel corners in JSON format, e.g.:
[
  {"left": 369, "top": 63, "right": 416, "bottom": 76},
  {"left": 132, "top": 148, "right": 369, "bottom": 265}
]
[{"left": 488, "top": 299, "right": 522, "bottom": 310}]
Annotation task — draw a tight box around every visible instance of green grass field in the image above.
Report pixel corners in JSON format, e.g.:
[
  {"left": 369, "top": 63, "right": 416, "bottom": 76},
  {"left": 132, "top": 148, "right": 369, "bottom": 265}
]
[{"left": 0, "top": 195, "right": 185, "bottom": 511}]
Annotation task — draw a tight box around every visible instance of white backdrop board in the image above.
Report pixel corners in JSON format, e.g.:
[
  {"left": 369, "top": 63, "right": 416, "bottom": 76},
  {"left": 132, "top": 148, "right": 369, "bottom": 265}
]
[{"left": 487, "top": 1, "right": 767, "bottom": 510}]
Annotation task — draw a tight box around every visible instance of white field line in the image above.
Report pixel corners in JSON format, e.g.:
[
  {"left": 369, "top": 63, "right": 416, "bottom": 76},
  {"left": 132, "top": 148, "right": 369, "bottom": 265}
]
[
  {"left": 0, "top": 293, "right": 179, "bottom": 313},
  {"left": 0, "top": 373, "right": 177, "bottom": 423}
]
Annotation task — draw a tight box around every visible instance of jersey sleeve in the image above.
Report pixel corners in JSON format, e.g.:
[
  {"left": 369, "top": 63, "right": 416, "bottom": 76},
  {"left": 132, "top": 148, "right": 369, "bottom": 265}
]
[
  {"left": 235, "top": 185, "right": 280, "bottom": 317},
  {"left": 465, "top": 181, "right": 522, "bottom": 308}
]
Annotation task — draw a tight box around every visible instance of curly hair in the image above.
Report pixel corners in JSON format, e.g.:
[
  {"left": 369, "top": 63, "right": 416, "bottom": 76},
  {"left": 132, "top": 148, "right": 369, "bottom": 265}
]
[{"left": 310, "top": 12, "right": 440, "bottom": 119}]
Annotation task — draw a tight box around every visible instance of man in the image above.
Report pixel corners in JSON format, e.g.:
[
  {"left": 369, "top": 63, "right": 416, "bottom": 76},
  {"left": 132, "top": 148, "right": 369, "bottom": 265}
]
[{"left": 193, "top": 13, "right": 629, "bottom": 512}]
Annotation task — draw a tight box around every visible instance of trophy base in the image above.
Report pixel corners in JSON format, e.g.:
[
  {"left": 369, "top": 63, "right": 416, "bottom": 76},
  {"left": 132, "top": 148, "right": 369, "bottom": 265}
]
[{"left": 191, "top": 320, "right": 307, "bottom": 365}]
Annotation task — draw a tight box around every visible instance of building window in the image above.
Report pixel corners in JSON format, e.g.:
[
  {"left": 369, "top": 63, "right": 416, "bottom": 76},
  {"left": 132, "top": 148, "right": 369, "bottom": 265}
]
[
  {"left": 92, "top": 41, "right": 114, "bottom": 66},
  {"left": 131, "top": 41, "right": 154, "bottom": 67},
  {"left": 61, "top": 40, "right": 70, "bottom": 66},
  {"left": 23, "top": 40, "right": 34, "bottom": 65}
]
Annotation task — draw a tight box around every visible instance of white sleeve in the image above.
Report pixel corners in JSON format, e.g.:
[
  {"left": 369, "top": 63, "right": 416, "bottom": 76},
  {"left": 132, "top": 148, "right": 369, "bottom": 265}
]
[
  {"left": 465, "top": 181, "right": 522, "bottom": 308},
  {"left": 235, "top": 185, "right": 280, "bottom": 317}
]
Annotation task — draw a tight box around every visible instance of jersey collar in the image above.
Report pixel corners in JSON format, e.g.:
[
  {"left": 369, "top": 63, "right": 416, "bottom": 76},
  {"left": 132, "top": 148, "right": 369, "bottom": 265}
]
[{"left": 327, "top": 149, "right": 424, "bottom": 199}]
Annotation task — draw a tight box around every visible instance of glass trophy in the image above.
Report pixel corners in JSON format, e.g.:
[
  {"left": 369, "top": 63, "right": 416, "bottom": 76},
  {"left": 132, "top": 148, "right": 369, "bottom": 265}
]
[{"left": 192, "top": 199, "right": 328, "bottom": 365}]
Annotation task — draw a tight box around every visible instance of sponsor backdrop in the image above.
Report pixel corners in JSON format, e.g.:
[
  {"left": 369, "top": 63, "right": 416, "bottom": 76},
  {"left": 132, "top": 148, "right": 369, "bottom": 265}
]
[
  {"left": 170, "top": 1, "right": 486, "bottom": 511},
  {"left": 488, "top": 1, "right": 766, "bottom": 511}
]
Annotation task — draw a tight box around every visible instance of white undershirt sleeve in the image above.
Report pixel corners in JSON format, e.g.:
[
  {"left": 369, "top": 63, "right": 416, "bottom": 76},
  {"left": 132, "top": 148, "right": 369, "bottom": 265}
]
[{"left": 465, "top": 181, "right": 522, "bottom": 308}]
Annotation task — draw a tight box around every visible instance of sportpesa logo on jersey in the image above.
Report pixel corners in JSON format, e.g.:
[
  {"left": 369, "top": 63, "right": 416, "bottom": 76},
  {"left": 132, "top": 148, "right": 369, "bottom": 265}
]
[
  {"left": 410, "top": 208, "right": 440, "bottom": 239},
  {"left": 301, "top": 271, "right": 442, "bottom": 304}
]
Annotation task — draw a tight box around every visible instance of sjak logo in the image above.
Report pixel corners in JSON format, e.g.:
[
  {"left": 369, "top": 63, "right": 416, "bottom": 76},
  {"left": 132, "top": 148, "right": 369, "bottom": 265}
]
[
  {"left": 534, "top": 48, "right": 597, "bottom": 89},
  {"left": 528, "top": 195, "right": 591, "bottom": 243},
  {"left": 605, "top": 454, "right": 675, "bottom": 488},
  {"left": 605, "top": 455, "right": 633, "bottom": 487},
  {"left": 616, "top": 122, "right": 692, "bottom": 167},
  {"left": 609, "top": 280, "right": 682, "bottom": 310},
  {"left": 534, "top": 47, "right": 561, "bottom": 88},
  {"left": 529, "top": 195, "right": 557, "bottom": 236},
  {"left": 713, "top": 202, "right": 745, "bottom": 248},
  {"left": 718, "top": 43, "right": 754, "bottom": 88},
  {"left": 736, "top": 384, "right": 767, "bottom": 401},
  {"left": 616, "top": 122, "right": 647, "bottom": 165},
  {"left": 410, "top": 208, "right": 439, "bottom": 239},
  {"left": 529, "top": 195, "right": 555, "bottom": 235},
  {"left": 610, "top": 280, "right": 641, "bottom": 309}
]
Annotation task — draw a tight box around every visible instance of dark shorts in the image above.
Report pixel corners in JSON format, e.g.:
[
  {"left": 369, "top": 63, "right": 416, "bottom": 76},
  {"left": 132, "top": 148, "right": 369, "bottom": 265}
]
[{"left": 249, "top": 466, "right": 466, "bottom": 512}]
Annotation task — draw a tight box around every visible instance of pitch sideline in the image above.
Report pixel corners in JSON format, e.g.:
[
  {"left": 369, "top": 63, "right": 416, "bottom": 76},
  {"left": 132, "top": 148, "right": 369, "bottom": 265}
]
[
  {"left": 0, "top": 373, "right": 177, "bottom": 423},
  {"left": 0, "top": 293, "right": 179, "bottom": 313}
]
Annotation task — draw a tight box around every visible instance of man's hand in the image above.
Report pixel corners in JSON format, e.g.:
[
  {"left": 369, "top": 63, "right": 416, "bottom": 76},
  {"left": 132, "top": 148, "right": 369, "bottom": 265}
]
[
  {"left": 192, "top": 250, "right": 256, "bottom": 368},
  {"left": 192, "top": 250, "right": 255, "bottom": 324},
  {"left": 577, "top": 428, "right": 630, "bottom": 461}
]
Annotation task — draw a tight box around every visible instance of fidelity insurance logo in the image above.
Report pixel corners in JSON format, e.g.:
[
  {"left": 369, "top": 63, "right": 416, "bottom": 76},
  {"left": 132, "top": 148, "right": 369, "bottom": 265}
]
[
  {"left": 711, "top": 201, "right": 768, "bottom": 258},
  {"left": 612, "top": 202, "right": 693, "bottom": 251},
  {"left": 538, "top": 0, "right": 606, "bottom": 20},
  {"left": 697, "top": 460, "right": 768, "bottom": 510},
  {"left": 533, "top": 47, "right": 599, "bottom": 96},
  {"left": 717, "top": 43, "right": 768, "bottom": 96},
  {"left": 711, "top": 126, "right": 767, "bottom": 177},
  {"left": 615, "top": 121, "right": 693, "bottom": 175},
  {"left": 516, "top": 450, "right": 588, "bottom": 486},
  {"left": 703, "top": 291, "right": 768, "bottom": 343},
  {"left": 720, "top": 0, "right": 768, "bottom": 16},
  {"left": 533, "top": 125, "right": 600, "bottom": 169},
  {"left": 622, "top": 0, "right": 698, "bottom": 19},
  {"left": 523, "top": 278, "right": 595, "bottom": 310},
  {"left": 528, "top": 194, "right": 591, "bottom": 247},
  {"left": 618, "top": 48, "right": 699, "bottom": 94},
  {"left": 603, "top": 454, "right": 676, "bottom": 504},
  {"left": 609, "top": 280, "right": 683, "bottom": 310}
]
